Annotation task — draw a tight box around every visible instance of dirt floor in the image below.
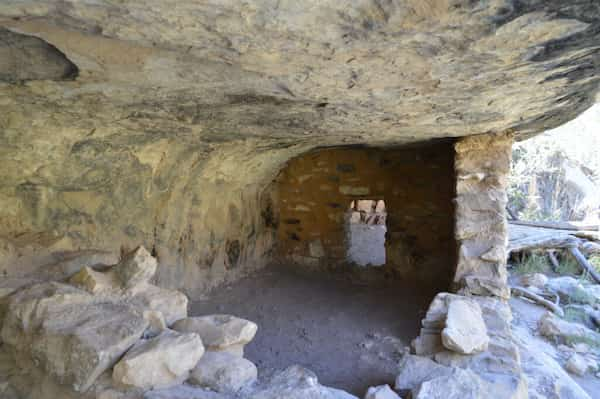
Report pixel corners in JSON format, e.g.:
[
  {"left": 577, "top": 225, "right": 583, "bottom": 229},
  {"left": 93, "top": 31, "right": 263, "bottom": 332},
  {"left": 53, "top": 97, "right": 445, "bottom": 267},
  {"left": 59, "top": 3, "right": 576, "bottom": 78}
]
[{"left": 190, "top": 265, "right": 438, "bottom": 395}]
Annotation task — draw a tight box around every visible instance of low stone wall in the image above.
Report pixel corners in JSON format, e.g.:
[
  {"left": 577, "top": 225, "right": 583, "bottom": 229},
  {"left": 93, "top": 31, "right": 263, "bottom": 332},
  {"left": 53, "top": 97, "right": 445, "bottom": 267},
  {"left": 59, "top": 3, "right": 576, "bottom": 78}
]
[
  {"left": 276, "top": 142, "right": 456, "bottom": 287},
  {"left": 453, "top": 133, "right": 513, "bottom": 298}
]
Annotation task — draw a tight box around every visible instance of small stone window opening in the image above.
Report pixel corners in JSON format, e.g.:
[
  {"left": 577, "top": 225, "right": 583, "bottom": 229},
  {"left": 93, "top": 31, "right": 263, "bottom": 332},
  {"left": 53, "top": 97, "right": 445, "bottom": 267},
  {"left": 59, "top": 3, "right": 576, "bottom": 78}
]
[{"left": 346, "top": 199, "right": 387, "bottom": 266}]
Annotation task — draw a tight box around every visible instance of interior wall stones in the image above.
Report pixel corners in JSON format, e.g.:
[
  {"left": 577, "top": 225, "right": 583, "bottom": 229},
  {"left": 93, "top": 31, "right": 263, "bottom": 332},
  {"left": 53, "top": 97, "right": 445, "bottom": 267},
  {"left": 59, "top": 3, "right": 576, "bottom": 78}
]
[
  {"left": 276, "top": 142, "right": 456, "bottom": 288},
  {"left": 0, "top": 131, "right": 310, "bottom": 298},
  {"left": 453, "top": 132, "right": 513, "bottom": 299}
]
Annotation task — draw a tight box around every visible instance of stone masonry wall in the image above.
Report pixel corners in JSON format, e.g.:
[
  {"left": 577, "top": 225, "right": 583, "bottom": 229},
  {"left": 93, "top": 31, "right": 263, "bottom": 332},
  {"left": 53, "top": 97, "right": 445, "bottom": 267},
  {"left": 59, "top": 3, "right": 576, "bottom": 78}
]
[
  {"left": 453, "top": 133, "right": 513, "bottom": 298},
  {"left": 276, "top": 142, "right": 456, "bottom": 288}
]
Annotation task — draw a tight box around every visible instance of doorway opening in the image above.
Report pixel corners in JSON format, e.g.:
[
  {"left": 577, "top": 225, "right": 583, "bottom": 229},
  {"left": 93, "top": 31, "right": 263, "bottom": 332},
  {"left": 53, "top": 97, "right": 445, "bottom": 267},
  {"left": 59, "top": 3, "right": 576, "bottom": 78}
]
[{"left": 346, "top": 200, "right": 387, "bottom": 267}]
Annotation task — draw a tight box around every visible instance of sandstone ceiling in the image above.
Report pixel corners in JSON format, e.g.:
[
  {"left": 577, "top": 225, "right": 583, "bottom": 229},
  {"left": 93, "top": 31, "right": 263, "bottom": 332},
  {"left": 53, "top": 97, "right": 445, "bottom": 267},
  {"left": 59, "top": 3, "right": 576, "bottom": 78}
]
[
  {"left": 1, "top": 1, "right": 600, "bottom": 293},
  {"left": 1, "top": 0, "right": 600, "bottom": 144}
]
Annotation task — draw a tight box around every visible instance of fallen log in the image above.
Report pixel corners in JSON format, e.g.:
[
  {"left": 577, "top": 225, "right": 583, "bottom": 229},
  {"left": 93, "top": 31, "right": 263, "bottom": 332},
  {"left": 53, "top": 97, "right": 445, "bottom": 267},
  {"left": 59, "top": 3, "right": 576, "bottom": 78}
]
[
  {"left": 510, "top": 220, "right": 599, "bottom": 231},
  {"left": 511, "top": 286, "right": 564, "bottom": 317},
  {"left": 568, "top": 247, "right": 600, "bottom": 284},
  {"left": 574, "top": 231, "right": 600, "bottom": 242},
  {"left": 507, "top": 233, "right": 580, "bottom": 254}
]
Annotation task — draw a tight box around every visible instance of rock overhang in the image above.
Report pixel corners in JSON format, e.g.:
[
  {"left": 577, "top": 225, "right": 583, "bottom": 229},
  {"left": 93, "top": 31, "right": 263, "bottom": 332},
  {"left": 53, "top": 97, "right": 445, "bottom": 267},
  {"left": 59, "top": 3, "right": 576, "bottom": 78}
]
[
  {"left": 0, "top": 1, "right": 599, "bottom": 144},
  {"left": 1, "top": 1, "right": 600, "bottom": 296}
]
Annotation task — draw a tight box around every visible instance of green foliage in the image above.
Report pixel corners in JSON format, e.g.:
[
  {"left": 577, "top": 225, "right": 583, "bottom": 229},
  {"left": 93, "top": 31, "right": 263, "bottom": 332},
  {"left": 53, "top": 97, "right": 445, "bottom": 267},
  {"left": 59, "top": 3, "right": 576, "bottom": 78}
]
[
  {"left": 556, "top": 254, "right": 581, "bottom": 276},
  {"left": 564, "top": 334, "right": 600, "bottom": 349},
  {"left": 513, "top": 253, "right": 551, "bottom": 275},
  {"left": 590, "top": 256, "right": 600, "bottom": 272}
]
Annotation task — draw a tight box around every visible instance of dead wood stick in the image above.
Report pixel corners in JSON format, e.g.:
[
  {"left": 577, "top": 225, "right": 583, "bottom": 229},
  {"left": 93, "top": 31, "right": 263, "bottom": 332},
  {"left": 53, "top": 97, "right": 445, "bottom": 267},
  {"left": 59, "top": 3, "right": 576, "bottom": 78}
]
[
  {"left": 547, "top": 250, "right": 559, "bottom": 273},
  {"left": 511, "top": 286, "right": 564, "bottom": 317},
  {"left": 568, "top": 246, "right": 600, "bottom": 284}
]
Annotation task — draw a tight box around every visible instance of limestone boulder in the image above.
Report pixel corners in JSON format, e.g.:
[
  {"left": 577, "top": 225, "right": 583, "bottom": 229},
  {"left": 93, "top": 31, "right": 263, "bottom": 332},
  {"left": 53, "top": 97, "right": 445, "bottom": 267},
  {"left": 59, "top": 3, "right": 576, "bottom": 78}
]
[
  {"left": 116, "top": 246, "right": 157, "bottom": 288},
  {"left": 395, "top": 355, "right": 451, "bottom": 393},
  {"left": 1, "top": 282, "right": 148, "bottom": 392},
  {"left": 172, "top": 315, "right": 257, "bottom": 356},
  {"left": 142, "top": 310, "right": 168, "bottom": 338},
  {"left": 113, "top": 330, "right": 204, "bottom": 390},
  {"left": 413, "top": 368, "right": 493, "bottom": 399},
  {"left": 129, "top": 284, "right": 188, "bottom": 326},
  {"left": 539, "top": 312, "right": 600, "bottom": 345},
  {"left": 565, "top": 354, "right": 589, "bottom": 376},
  {"left": 189, "top": 350, "right": 257, "bottom": 392},
  {"left": 69, "top": 266, "right": 120, "bottom": 294},
  {"left": 249, "top": 366, "right": 358, "bottom": 399},
  {"left": 441, "top": 299, "right": 489, "bottom": 355},
  {"left": 364, "top": 385, "right": 401, "bottom": 399}
]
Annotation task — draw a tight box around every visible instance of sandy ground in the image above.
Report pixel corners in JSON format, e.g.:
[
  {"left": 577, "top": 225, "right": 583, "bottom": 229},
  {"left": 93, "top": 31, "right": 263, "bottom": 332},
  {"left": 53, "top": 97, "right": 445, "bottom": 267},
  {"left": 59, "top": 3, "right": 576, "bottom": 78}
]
[{"left": 191, "top": 265, "right": 436, "bottom": 395}]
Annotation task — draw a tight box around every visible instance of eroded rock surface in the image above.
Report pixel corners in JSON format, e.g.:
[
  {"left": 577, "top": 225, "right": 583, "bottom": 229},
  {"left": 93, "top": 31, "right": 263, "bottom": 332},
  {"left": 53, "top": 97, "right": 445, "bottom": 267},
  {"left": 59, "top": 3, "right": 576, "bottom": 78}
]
[
  {"left": 441, "top": 299, "right": 489, "bottom": 355},
  {"left": 1, "top": 282, "right": 148, "bottom": 392},
  {"left": 172, "top": 315, "right": 257, "bottom": 356},
  {"left": 189, "top": 350, "right": 257, "bottom": 393},
  {"left": 112, "top": 330, "right": 204, "bottom": 390},
  {"left": 1, "top": 2, "right": 600, "bottom": 295}
]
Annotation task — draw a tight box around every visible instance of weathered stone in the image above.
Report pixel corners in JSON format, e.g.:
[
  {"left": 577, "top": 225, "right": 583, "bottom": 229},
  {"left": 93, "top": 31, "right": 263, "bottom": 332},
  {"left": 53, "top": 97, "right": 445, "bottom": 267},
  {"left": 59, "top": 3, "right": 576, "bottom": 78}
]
[
  {"left": 69, "top": 266, "right": 120, "bottom": 294},
  {"left": 546, "top": 277, "right": 596, "bottom": 305},
  {"left": 0, "top": 2, "right": 599, "bottom": 297},
  {"left": 129, "top": 284, "right": 188, "bottom": 326},
  {"left": 442, "top": 299, "right": 489, "bottom": 355},
  {"left": 395, "top": 355, "right": 451, "bottom": 392},
  {"left": 1, "top": 282, "right": 148, "bottom": 392},
  {"left": 142, "top": 310, "right": 167, "bottom": 338},
  {"left": 413, "top": 293, "right": 492, "bottom": 356},
  {"left": 364, "top": 385, "right": 401, "bottom": 399},
  {"left": 539, "top": 311, "right": 600, "bottom": 345},
  {"left": 453, "top": 134, "right": 512, "bottom": 299},
  {"left": 0, "top": 27, "right": 78, "bottom": 82},
  {"left": 189, "top": 350, "right": 257, "bottom": 392},
  {"left": 565, "top": 354, "right": 589, "bottom": 376},
  {"left": 113, "top": 330, "right": 204, "bottom": 390},
  {"left": 518, "top": 273, "right": 548, "bottom": 289},
  {"left": 116, "top": 246, "right": 157, "bottom": 288},
  {"left": 249, "top": 365, "right": 358, "bottom": 399},
  {"left": 413, "top": 368, "right": 492, "bottom": 399},
  {"left": 172, "top": 315, "right": 257, "bottom": 355}
]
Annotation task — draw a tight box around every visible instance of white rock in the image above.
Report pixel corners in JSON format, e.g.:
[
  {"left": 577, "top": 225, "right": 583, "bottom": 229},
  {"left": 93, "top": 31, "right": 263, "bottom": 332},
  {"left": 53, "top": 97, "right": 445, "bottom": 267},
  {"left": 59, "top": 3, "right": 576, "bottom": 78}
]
[
  {"left": 189, "top": 350, "right": 257, "bottom": 392},
  {"left": 519, "top": 273, "right": 548, "bottom": 289},
  {"left": 143, "top": 310, "right": 167, "bottom": 338},
  {"left": 441, "top": 299, "right": 489, "bottom": 354},
  {"left": 130, "top": 283, "right": 188, "bottom": 326},
  {"left": 116, "top": 246, "right": 157, "bottom": 288},
  {"left": 539, "top": 312, "right": 600, "bottom": 343},
  {"left": 113, "top": 330, "right": 204, "bottom": 390},
  {"left": 573, "top": 342, "right": 590, "bottom": 354},
  {"left": 1, "top": 282, "right": 148, "bottom": 392},
  {"left": 414, "top": 368, "right": 491, "bottom": 399},
  {"left": 565, "top": 354, "right": 589, "bottom": 376},
  {"left": 172, "top": 315, "right": 257, "bottom": 356},
  {"left": 249, "top": 366, "right": 358, "bottom": 399},
  {"left": 395, "top": 355, "right": 451, "bottom": 392},
  {"left": 69, "top": 266, "right": 120, "bottom": 294},
  {"left": 364, "top": 384, "right": 401, "bottom": 399}
]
